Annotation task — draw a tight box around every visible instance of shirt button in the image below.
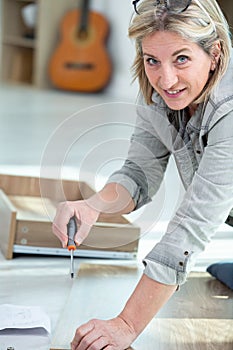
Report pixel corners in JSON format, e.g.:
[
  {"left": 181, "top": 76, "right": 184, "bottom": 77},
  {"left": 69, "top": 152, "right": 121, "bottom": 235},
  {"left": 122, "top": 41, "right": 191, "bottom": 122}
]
[
  {"left": 196, "top": 150, "right": 201, "bottom": 154},
  {"left": 184, "top": 251, "right": 189, "bottom": 256},
  {"left": 179, "top": 261, "right": 184, "bottom": 266}
]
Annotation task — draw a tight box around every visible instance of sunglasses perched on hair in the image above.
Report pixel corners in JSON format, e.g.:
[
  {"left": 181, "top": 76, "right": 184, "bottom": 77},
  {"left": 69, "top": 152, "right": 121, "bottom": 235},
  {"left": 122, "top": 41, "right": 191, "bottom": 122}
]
[
  {"left": 132, "top": 0, "right": 192, "bottom": 15},
  {"left": 132, "top": 0, "right": 216, "bottom": 32}
]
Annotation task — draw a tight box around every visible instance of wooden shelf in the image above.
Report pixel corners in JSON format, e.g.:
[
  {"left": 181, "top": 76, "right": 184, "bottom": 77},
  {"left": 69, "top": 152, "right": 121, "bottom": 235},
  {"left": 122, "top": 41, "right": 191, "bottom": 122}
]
[
  {"left": 0, "top": 0, "right": 77, "bottom": 88},
  {"left": 3, "top": 35, "right": 36, "bottom": 48},
  {"left": 16, "top": 0, "right": 36, "bottom": 3}
]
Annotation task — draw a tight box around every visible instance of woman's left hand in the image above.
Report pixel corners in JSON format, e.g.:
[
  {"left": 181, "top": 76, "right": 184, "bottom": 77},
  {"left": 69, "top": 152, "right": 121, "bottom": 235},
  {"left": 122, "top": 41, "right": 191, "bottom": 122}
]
[{"left": 71, "top": 316, "right": 137, "bottom": 350}]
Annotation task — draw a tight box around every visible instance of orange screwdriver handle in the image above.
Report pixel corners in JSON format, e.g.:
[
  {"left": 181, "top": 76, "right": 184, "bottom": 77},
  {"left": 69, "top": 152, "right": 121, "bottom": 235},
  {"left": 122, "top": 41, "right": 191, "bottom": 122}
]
[{"left": 67, "top": 216, "right": 77, "bottom": 250}]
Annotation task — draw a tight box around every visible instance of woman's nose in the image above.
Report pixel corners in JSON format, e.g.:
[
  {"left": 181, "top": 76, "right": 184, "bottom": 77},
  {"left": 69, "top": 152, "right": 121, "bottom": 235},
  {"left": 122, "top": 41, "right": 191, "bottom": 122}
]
[{"left": 159, "top": 66, "right": 179, "bottom": 90}]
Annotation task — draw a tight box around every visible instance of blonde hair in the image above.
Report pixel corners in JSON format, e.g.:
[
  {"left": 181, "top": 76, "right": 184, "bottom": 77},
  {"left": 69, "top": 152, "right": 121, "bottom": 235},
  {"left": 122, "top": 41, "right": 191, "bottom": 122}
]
[{"left": 129, "top": 0, "right": 232, "bottom": 105}]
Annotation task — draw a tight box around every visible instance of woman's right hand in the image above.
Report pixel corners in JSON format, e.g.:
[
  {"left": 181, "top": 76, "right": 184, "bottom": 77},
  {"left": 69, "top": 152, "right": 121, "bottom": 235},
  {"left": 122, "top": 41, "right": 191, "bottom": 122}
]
[{"left": 52, "top": 200, "right": 100, "bottom": 248}]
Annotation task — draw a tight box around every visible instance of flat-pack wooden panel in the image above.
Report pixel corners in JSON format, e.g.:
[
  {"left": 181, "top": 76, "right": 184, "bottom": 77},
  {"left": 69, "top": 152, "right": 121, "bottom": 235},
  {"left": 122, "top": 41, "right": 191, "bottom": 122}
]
[
  {"left": 0, "top": 173, "right": 94, "bottom": 199},
  {"left": 0, "top": 189, "right": 17, "bottom": 259},
  {"left": 0, "top": 174, "right": 140, "bottom": 259},
  {"left": 50, "top": 264, "right": 233, "bottom": 350},
  {"left": 50, "top": 264, "right": 141, "bottom": 350}
]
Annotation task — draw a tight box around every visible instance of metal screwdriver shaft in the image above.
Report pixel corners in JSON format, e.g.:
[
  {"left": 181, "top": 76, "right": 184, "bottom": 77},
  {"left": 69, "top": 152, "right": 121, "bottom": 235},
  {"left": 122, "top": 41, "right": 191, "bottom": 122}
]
[
  {"left": 70, "top": 249, "right": 74, "bottom": 278},
  {"left": 67, "top": 216, "right": 77, "bottom": 279}
]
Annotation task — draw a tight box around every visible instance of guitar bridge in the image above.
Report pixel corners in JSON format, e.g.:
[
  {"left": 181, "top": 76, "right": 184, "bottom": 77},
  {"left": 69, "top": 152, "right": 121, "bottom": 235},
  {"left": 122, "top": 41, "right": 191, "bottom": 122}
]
[{"left": 65, "top": 62, "right": 94, "bottom": 70}]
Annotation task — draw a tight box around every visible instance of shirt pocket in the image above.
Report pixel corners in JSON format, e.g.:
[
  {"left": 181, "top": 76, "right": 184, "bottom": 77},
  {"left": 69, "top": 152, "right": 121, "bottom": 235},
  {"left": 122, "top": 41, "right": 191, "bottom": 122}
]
[{"left": 173, "top": 141, "right": 197, "bottom": 188}]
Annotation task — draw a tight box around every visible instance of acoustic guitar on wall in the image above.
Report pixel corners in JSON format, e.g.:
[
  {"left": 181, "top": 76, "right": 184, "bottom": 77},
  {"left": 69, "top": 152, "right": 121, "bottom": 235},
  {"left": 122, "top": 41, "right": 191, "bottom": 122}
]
[{"left": 48, "top": 0, "right": 112, "bottom": 92}]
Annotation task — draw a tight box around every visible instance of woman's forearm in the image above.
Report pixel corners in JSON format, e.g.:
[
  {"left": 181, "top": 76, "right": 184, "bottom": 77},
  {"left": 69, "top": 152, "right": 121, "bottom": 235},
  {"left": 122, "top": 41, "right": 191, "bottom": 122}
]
[
  {"left": 87, "top": 182, "right": 135, "bottom": 217},
  {"left": 118, "top": 273, "right": 177, "bottom": 336}
]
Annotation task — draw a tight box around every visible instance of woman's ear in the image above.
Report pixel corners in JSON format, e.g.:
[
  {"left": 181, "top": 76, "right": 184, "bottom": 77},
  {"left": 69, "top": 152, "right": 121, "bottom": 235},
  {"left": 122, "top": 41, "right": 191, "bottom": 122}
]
[{"left": 210, "top": 40, "right": 221, "bottom": 71}]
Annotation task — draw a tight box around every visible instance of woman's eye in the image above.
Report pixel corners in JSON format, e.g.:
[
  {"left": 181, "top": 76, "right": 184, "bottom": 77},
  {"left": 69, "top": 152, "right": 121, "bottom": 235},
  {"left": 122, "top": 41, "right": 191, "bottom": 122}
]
[
  {"left": 177, "top": 55, "right": 189, "bottom": 64},
  {"left": 146, "top": 57, "right": 159, "bottom": 66}
]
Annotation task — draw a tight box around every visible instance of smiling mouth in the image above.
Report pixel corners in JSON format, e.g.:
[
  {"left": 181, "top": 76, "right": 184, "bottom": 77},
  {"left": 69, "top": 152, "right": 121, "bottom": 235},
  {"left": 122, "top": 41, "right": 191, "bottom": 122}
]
[{"left": 165, "top": 88, "right": 186, "bottom": 96}]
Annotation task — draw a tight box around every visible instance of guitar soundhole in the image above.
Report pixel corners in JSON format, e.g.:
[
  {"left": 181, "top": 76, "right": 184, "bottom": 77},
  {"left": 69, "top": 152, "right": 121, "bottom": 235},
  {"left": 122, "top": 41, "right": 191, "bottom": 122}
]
[
  {"left": 65, "top": 62, "right": 95, "bottom": 70},
  {"left": 77, "top": 28, "right": 88, "bottom": 40}
]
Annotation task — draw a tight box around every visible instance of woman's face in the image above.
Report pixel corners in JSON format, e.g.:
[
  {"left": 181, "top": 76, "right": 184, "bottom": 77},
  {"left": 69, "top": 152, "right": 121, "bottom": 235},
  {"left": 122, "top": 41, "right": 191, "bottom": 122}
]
[{"left": 142, "top": 31, "right": 216, "bottom": 113}]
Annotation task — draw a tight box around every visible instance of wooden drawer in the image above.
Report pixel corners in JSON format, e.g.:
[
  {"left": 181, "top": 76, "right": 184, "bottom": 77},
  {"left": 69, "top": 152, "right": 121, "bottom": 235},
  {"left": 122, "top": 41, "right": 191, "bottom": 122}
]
[{"left": 0, "top": 174, "right": 140, "bottom": 259}]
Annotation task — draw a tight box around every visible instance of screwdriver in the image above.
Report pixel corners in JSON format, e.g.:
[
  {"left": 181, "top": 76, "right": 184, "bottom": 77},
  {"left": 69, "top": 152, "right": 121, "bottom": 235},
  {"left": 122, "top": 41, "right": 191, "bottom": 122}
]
[{"left": 67, "top": 216, "right": 77, "bottom": 279}]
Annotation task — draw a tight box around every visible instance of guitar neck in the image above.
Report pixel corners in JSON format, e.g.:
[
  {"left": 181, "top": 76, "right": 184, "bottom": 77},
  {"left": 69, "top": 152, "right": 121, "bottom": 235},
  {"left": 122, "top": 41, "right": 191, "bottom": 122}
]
[{"left": 78, "top": 0, "right": 90, "bottom": 35}]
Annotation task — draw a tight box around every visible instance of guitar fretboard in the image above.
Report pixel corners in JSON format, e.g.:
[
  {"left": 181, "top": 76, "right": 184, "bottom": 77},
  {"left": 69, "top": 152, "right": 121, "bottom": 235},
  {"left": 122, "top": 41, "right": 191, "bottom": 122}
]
[{"left": 78, "top": 0, "right": 90, "bottom": 35}]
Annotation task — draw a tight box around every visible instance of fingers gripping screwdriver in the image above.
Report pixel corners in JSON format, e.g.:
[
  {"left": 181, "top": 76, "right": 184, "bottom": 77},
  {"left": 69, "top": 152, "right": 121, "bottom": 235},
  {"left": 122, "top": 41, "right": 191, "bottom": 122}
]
[{"left": 67, "top": 216, "right": 77, "bottom": 279}]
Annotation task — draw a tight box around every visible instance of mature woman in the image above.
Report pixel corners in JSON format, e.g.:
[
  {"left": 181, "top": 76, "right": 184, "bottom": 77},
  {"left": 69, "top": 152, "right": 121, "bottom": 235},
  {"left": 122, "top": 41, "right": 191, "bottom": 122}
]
[{"left": 53, "top": 0, "right": 233, "bottom": 349}]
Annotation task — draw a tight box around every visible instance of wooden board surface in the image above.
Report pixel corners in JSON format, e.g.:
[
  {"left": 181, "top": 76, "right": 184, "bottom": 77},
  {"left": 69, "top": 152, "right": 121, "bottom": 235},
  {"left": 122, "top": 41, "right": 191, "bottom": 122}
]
[
  {"left": 0, "top": 174, "right": 94, "bottom": 201},
  {"left": 50, "top": 264, "right": 233, "bottom": 350},
  {"left": 50, "top": 263, "right": 141, "bottom": 350},
  {"left": 9, "top": 195, "right": 56, "bottom": 221},
  {"left": 0, "top": 190, "right": 17, "bottom": 259}
]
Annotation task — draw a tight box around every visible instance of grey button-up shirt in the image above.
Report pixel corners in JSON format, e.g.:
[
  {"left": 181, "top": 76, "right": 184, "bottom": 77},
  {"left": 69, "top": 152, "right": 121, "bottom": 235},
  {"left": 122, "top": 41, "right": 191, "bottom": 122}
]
[{"left": 107, "top": 52, "right": 233, "bottom": 286}]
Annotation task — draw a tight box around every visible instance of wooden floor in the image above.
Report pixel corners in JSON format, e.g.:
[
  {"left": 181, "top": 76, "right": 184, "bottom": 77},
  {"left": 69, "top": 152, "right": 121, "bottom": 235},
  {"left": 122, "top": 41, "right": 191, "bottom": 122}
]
[{"left": 50, "top": 263, "right": 233, "bottom": 350}]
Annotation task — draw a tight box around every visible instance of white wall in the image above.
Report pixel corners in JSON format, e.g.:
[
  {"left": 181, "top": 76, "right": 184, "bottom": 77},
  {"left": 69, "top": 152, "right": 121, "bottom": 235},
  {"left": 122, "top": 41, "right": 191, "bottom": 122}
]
[{"left": 91, "top": 0, "right": 139, "bottom": 100}]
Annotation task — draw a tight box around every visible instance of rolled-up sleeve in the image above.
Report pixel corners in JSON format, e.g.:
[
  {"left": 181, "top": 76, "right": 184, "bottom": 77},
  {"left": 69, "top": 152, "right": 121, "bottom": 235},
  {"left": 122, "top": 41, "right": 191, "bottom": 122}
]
[{"left": 143, "top": 243, "right": 194, "bottom": 285}]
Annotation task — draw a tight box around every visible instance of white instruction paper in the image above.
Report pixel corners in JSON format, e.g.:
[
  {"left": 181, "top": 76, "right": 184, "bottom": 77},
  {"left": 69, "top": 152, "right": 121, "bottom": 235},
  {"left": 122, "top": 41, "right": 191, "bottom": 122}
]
[{"left": 0, "top": 304, "right": 51, "bottom": 333}]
